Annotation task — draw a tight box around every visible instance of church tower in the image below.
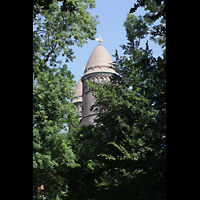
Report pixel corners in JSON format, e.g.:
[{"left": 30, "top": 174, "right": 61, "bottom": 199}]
[
  {"left": 71, "top": 78, "right": 82, "bottom": 122},
  {"left": 72, "top": 41, "right": 116, "bottom": 126}
]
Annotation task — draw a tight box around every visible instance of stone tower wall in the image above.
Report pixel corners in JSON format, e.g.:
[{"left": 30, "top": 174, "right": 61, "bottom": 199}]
[
  {"left": 80, "top": 71, "right": 114, "bottom": 126},
  {"left": 73, "top": 101, "right": 82, "bottom": 121}
]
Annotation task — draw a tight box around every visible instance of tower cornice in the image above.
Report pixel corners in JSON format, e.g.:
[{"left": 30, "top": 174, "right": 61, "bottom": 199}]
[{"left": 81, "top": 70, "right": 117, "bottom": 80}]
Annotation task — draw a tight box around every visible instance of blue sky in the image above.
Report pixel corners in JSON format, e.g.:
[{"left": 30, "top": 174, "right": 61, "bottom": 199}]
[
  {"left": 34, "top": 0, "right": 163, "bottom": 85},
  {"left": 34, "top": 0, "right": 163, "bottom": 132},
  {"left": 62, "top": 0, "right": 163, "bottom": 84}
]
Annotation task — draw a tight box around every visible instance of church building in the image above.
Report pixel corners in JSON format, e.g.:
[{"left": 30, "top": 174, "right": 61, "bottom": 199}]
[{"left": 71, "top": 41, "right": 116, "bottom": 126}]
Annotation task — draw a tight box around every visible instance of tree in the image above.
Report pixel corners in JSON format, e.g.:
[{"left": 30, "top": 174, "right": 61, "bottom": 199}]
[
  {"left": 129, "top": 0, "right": 166, "bottom": 48},
  {"left": 69, "top": 0, "right": 166, "bottom": 199},
  {"left": 33, "top": 0, "right": 98, "bottom": 199}
]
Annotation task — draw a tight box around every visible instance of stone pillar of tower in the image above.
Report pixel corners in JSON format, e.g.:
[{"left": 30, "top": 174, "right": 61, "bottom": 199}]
[{"left": 80, "top": 43, "right": 117, "bottom": 126}]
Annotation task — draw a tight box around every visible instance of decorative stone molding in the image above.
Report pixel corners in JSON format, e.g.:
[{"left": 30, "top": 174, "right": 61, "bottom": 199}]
[
  {"left": 82, "top": 73, "right": 113, "bottom": 82},
  {"left": 81, "top": 72, "right": 113, "bottom": 94},
  {"left": 84, "top": 65, "right": 113, "bottom": 74},
  {"left": 72, "top": 95, "right": 82, "bottom": 101}
]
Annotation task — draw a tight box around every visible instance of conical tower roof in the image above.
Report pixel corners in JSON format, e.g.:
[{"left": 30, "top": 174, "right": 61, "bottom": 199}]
[
  {"left": 83, "top": 43, "right": 115, "bottom": 75},
  {"left": 71, "top": 78, "right": 82, "bottom": 103}
]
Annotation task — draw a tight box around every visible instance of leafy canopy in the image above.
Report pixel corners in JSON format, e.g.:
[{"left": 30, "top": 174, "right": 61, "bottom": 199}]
[
  {"left": 68, "top": 0, "right": 166, "bottom": 199},
  {"left": 33, "top": 0, "right": 98, "bottom": 199}
]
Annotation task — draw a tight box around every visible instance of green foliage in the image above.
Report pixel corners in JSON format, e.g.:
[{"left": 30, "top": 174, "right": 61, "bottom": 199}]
[
  {"left": 67, "top": 1, "right": 166, "bottom": 199},
  {"left": 33, "top": 0, "right": 166, "bottom": 199},
  {"left": 129, "top": 0, "right": 166, "bottom": 48},
  {"left": 33, "top": 0, "right": 98, "bottom": 199}
]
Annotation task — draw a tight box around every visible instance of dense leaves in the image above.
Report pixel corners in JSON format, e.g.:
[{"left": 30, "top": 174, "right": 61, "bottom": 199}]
[
  {"left": 129, "top": 0, "right": 166, "bottom": 48},
  {"left": 33, "top": 0, "right": 166, "bottom": 199},
  {"left": 33, "top": 0, "right": 98, "bottom": 199},
  {"left": 67, "top": 0, "right": 166, "bottom": 199}
]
